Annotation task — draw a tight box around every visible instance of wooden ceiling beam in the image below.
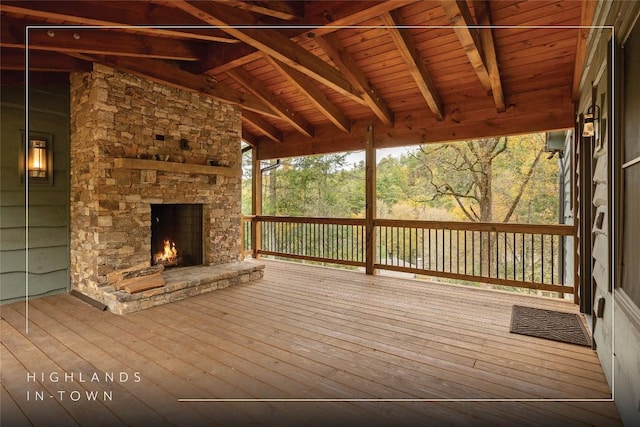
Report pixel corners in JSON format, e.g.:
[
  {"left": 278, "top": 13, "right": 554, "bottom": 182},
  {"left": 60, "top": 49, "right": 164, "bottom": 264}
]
[
  {"left": 315, "top": 32, "right": 393, "bottom": 126},
  {"left": 201, "top": 1, "right": 416, "bottom": 75},
  {"left": 380, "top": 11, "right": 444, "bottom": 121},
  {"left": 440, "top": 0, "right": 492, "bottom": 92},
  {"left": 86, "top": 55, "right": 277, "bottom": 118},
  {"left": 0, "top": 1, "right": 238, "bottom": 43},
  {"left": 241, "top": 130, "right": 259, "bottom": 147},
  {"left": 174, "top": 1, "right": 365, "bottom": 106},
  {"left": 218, "top": 1, "right": 304, "bottom": 21},
  {"left": 572, "top": 0, "right": 598, "bottom": 100},
  {"left": 226, "top": 66, "right": 314, "bottom": 138},
  {"left": 1, "top": 48, "right": 92, "bottom": 72},
  {"left": 1, "top": 19, "right": 206, "bottom": 61},
  {"left": 256, "top": 87, "right": 575, "bottom": 160},
  {"left": 242, "top": 111, "right": 283, "bottom": 143},
  {"left": 266, "top": 56, "right": 350, "bottom": 133},
  {"left": 472, "top": 0, "right": 505, "bottom": 112}
]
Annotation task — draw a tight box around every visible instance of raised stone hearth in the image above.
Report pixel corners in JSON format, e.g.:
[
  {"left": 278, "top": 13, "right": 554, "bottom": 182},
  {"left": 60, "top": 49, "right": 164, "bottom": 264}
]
[
  {"left": 69, "top": 64, "right": 262, "bottom": 313},
  {"left": 102, "top": 261, "right": 264, "bottom": 315}
]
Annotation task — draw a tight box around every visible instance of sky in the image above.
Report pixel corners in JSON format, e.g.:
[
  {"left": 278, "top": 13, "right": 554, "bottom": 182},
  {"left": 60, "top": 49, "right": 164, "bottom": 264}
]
[{"left": 345, "top": 145, "right": 413, "bottom": 167}]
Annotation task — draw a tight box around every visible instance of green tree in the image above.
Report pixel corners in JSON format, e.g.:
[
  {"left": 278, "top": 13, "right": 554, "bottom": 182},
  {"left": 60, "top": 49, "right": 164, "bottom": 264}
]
[
  {"left": 263, "top": 153, "right": 364, "bottom": 217},
  {"left": 409, "top": 134, "right": 550, "bottom": 223}
]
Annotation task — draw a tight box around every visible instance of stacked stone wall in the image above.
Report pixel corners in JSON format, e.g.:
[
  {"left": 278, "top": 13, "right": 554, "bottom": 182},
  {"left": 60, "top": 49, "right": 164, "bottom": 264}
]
[{"left": 70, "top": 64, "right": 242, "bottom": 302}]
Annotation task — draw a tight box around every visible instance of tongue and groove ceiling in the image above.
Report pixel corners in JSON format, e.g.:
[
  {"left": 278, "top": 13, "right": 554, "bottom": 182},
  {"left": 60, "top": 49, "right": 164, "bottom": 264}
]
[{"left": 0, "top": 1, "right": 591, "bottom": 160}]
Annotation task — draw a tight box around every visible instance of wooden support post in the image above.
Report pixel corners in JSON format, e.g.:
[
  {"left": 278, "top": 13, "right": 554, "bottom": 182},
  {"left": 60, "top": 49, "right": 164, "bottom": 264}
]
[
  {"left": 251, "top": 147, "right": 262, "bottom": 259},
  {"left": 365, "top": 125, "right": 376, "bottom": 275}
]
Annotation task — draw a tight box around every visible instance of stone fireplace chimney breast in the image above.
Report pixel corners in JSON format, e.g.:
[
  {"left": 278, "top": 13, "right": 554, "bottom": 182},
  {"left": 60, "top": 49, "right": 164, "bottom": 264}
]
[{"left": 69, "top": 64, "right": 262, "bottom": 313}]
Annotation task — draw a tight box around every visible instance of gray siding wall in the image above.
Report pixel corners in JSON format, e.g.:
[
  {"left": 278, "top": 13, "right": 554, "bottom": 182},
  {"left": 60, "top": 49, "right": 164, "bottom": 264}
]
[
  {"left": 1, "top": 84, "right": 70, "bottom": 304},
  {"left": 579, "top": 1, "right": 640, "bottom": 425}
]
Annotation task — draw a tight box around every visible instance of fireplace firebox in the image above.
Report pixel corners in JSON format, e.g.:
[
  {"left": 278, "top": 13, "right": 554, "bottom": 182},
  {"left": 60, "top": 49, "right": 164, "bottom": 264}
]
[{"left": 151, "top": 204, "right": 203, "bottom": 269}]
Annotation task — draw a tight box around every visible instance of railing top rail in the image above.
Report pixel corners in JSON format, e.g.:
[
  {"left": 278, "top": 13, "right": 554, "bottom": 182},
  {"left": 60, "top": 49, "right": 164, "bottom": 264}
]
[
  {"left": 254, "top": 215, "right": 366, "bottom": 226},
  {"left": 246, "top": 215, "right": 575, "bottom": 236},
  {"left": 374, "top": 219, "right": 576, "bottom": 236}
]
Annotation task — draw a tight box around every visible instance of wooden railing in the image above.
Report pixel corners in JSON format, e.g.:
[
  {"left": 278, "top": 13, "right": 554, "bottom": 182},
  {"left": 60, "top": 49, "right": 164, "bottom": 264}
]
[
  {"left": 244, "top": 216, "right": 366, "bottom": 267},
  {"left": 241, "top": 216, "right": 576, "bottom": 295}
]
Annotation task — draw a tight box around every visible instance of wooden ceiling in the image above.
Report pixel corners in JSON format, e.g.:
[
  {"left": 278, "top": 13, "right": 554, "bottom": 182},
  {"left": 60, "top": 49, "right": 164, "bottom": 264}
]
[{"left": 0, "top": 1, "right": 591, "bottom": 160}]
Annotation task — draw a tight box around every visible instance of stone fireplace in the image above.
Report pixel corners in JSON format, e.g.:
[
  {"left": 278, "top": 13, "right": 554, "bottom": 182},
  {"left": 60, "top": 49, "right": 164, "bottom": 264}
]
[{"left": 69, "top": 64, "right": 262, "bottom": 314}]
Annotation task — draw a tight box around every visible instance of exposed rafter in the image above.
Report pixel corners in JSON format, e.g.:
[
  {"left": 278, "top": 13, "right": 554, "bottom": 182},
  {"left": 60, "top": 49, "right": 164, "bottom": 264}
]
[
  {"left": 242, "top": 110, "right": 283, "bottom": 143},
  {"left": 380, "top": 11, "right": 444, "bottom": 121},
  {"left": 0, "top": 1, "right": 238, "bottom": 43},
  {"left": 572, "top": 0, "right": 598, "bottom": 100},
  {"left": 256, "top": 87, "right": 575, "bottom": 160},
  {"left": 201, "top": 0, "right": 417, "bottom": 75},
  {"left": 173, "top": 1, "right": 366, "bottom": 106},
  {"left": 440, "top": 0, "right": 491, "bottom": 92},
  {"left": 219, "top": 0, "right": 304, "bottom": 21},
  {"left": 315, "top": 32, "right": 393, "bottom": 126},
  {"left": 472, "top": 0, "right": 505, "bottom": 112},
  {"left": 241, "top": 131, "right": 258, "bottom": 147},
  {"left": 1, "top": 20, "right": 206, "bottom": 61},
  {"left": 226, "top": 66, "right": 314, "bottom": 138},
  {"left": 266, "top": 56, "right": 350, "bottom": 133}
]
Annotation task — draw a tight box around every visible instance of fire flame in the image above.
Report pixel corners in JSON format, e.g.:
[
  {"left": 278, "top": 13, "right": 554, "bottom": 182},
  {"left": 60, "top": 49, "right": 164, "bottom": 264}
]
[{"left": 155, "top": 239, "right": 178, "bottom": 264}]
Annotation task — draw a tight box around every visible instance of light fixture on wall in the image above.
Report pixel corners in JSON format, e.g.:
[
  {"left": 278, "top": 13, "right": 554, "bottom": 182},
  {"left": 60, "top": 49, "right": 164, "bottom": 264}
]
[
  {"left": 20, "top": 133, "right": 53, "bottom": 184},
  {"left": 28, "top": 139, "right": 48, "bottom": 179},
  {"left": 582, "top": 104, "right": 600, "bottom": 138}
]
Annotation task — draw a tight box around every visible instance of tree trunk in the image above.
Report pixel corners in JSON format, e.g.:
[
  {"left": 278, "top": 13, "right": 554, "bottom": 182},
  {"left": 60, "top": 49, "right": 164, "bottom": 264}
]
[{"left": 479, "top": 153, "right": 493, "bottom": 282}]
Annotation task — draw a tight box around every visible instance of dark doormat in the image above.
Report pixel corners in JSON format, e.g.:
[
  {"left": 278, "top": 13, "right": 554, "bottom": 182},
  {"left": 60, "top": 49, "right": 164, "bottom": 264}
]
[{"left": 510, "top": 305, "right": 592, "bottom": 347}]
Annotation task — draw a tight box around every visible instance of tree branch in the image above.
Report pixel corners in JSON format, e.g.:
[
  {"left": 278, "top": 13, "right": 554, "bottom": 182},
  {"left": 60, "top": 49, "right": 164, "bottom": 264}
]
[
  {"left": 490, "top": 136, "right": 508, "bottom": 161},
  {"left": 451, "top": 192, "right": 478, "bottom": 221},
  {"left": 502, "top": 146, "right": 545, "bottom": 223}
]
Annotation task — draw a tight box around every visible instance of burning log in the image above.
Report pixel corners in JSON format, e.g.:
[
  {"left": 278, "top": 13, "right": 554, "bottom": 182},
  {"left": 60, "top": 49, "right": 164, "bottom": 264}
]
[{"left": 153, "top": 239, "right": 182, "bottom": 268}]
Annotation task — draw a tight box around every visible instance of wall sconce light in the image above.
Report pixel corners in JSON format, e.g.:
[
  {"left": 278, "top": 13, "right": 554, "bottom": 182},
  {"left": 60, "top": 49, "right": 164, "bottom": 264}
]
[
  {"left": 582, "top": 104, "right": 600, "bottom": 138},
  {"left": 20, "top": 133, "right": 53, "bottom": 184},
  {"left": 28, "top": 139, "right": 48, "bottom": 179}
]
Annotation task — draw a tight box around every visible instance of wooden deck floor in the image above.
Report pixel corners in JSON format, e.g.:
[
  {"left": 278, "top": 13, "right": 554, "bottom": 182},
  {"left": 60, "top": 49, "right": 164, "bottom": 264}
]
[{"left": 1, "top": 260, "right": 619, "bottom": 426}]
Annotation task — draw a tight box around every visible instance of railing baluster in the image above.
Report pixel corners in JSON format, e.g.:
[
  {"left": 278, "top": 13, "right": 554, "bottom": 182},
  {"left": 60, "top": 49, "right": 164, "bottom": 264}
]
[
  {"left": 531, "top": 233, "right": 535, "bottom": 283},
  {"left": 428, "top": 229, "right": 431, "bottom": 270},
  {"left": 540, "top": 234, "right": 544, "bottom": 283},
  {"left": 513, "top": 232, "right": 516, "bottom": 280},
  {"left": 350, "top": 224, "right": 354, "bottom": 262},
  {"left": 471, "top": 231, "right": 475, "bottom": 276},
  {"left": 551, "top": 234, "right": 555, "bottom": 285},
  {"left": 457, "top": 230, "right": 460, "bottom": 274},
  {"left": 479, "top": 231, "right": 483, "bottom": 277},
  {"left": 435, "top": 228, "right": 439, "bottom": 271},
  {"left": 495, "top": 231, "right": 499, "bottom": 279},
  {"left": 504, "top": 232, "right": 507, "bottom": 280},
  {"left": 449, "top": 228, "right": 452, "bottom": 273},
  {"left": 442, "top": 229, "right": 446, "bottom": 272},
  {"left": 421, "top": 228, "right": 425, "bottom": 269},
  {"left": 522, "top": 233, "right": 525, "bottom": 282}
]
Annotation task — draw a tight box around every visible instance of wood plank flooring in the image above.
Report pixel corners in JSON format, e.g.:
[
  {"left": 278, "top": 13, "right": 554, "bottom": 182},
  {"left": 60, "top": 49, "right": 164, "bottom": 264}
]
[{"left": 1, "top": 259, "right": 620, "bottom": 426}]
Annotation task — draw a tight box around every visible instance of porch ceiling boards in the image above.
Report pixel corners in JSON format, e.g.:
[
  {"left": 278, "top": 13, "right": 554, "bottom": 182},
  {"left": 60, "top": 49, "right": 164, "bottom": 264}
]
[
  {"left": 1, "top": 260, "right": 619, "bottom": 426},
  {"left": 0, "top": 1, "right": 588, "bottom": 160}
]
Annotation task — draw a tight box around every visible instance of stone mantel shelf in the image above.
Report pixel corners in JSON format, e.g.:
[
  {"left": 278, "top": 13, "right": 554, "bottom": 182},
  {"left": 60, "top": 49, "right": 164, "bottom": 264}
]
[{"left": 113, "top": 158, "right": 241, "bottom": 177}]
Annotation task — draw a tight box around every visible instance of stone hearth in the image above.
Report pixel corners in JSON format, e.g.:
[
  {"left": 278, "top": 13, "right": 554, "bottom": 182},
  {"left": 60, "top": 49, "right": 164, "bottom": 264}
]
[
  {"left": 102, "top": 261, "right": 264, "bottom": 315},
  {"left": 69, "top": 64, "right": 262, "bottom": 313}
]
